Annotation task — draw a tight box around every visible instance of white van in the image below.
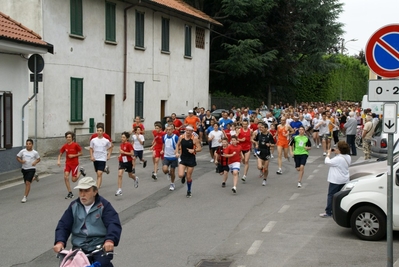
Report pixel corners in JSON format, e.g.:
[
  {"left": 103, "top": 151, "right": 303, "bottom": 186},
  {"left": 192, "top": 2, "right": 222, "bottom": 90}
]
[
  {"left": 362, "top": 94, "right": 383, "bottom": 115},
  {"left": 333, "top": 161, "right": 399, "bottom": 241}
]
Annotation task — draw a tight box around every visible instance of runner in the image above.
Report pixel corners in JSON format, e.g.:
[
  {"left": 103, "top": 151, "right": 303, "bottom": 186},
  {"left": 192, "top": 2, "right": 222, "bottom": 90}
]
[
  {"left": 276, "top": 117, "right": 293, "bottom": 174},
  {"left": 115, "top": 131, "right": 139, "bottom": 196},
  {"left": 208, "top": 122, "right": 225, "bottom": 163},
  {"left": 253, "top": 122, "right": 275, "bottom": 186},
  {"left": 222, "top": 136, "right": 244, "bottom": 194},
  {"left": 175, "top": 126, "right": 202, "bottom": 198},
  {"left": 57, "top": 131, "right": 86, "bottom": 199},
  {"left": 131, "top": 126, "right": 147, "bottom": 169},
  {"left": 150, "top": 122, "right": 165, "bottom": 180},
  {"left": 214, "top": 138, "right": 229, "bottom": 188},
  {"left": 236, "top": 119, "right": 253, "bottom": 182},
  {"left": 161, "top": 125, "right": 179, "bottom": 191},
  {"left": 289, "top": 126, "right": 312, "bottom": 188}
]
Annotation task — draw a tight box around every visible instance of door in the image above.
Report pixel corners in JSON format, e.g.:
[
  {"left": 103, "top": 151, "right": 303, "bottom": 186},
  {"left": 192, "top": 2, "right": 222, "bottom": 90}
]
[
  {"left": 160, "top": 100, "right": 166, "bottom": 120},
  {"left": 105, "top": 95, "right": 113, "bottom": 138}
]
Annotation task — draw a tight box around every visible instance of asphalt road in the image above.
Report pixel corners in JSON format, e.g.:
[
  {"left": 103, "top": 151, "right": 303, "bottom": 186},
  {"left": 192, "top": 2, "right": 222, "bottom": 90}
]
[{"left": 1, "top": 144, "right": 399, "bottom": 267}]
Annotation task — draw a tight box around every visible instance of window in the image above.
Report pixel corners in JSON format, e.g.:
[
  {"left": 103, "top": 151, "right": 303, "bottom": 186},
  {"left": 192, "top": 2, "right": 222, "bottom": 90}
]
[
  {"left": 161, "top": 18, "right": 170, "bottom": 52},
  {"left": 70, "top": 78, "right": 83, "bottom": 122},
  {"left": 184, "top": 25, "right": 192, "bottom": 57},
  {"left": 3, "top": 93, "right": 12, "bottom": 148},
  {"left": 105, "top": 2, "right": 116, "bottom": 42},
  {"left": 135, "top": 82, "right": 144, "bottom": 118},
  {"left": 196, "top": 27, "right": 205, "bottom": 49},
  {"left": 70, "top": 0, "right": 83, "bottom": 36},
  {"left": 135, "top": 11, "right": 145, "bottom": 48}
]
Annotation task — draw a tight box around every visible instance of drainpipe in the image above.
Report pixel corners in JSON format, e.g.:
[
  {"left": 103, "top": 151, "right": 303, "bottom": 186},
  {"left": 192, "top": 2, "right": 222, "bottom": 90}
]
[{"left": 123, "top": 4, "right": 136, "bottom": 101}]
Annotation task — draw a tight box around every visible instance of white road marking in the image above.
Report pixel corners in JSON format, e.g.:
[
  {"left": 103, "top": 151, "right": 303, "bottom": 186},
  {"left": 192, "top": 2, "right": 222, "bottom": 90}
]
[
  {"left": 262, "top": 221, "right": 277, "bottom": 233},
  {"left": 247, "top": 240, "right": 263, "bottom": 255},
  {"left": 0, "top": 174, "right": 51, "bottom": 191},
  {"left": 307, "top": 174, "right": 314, "bottom": 180},
  {"left": 393, "top": 258, "right": 399, "bottom": 267},
  {"left": 278, "top": 205, "right": 290, "bottom": 213},
  {"left": 289, "top": 193, "right": 300, "bottom": 200},
  {"left": 318, "top": 164, "right": 324, "bottom": 168},
  {"left": 313, "top": 169, "right": 319, "bottom": 173}
]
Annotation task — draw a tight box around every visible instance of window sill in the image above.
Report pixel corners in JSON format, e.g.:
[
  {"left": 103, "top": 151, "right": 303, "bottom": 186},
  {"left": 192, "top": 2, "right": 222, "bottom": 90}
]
[
  {"left": 69, "top": 121, "right": 86, "bottom": 125},
  {"left": 69, "top": 34, "right": 86, "bottom": 40},
  {"left": 161, "top": 50, "right": 170, "bottom": 55},
  {"left": 134, "top": 46, "right": 146, "bottom": 51},
  {"left": 105, "top": 40, "right": 118, "bottom": 45},
  {"left": 184, "top": 55, "right": 192, "bottom": 60}
]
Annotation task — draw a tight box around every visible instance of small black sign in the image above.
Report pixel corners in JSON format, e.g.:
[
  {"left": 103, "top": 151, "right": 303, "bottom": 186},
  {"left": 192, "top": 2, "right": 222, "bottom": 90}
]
[{"left": 28, "top": 54, "right": 45, "bottom": 73}]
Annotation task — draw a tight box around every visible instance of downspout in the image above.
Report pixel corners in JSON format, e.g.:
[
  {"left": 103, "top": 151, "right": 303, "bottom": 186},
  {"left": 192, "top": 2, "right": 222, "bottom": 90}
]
[{"left": 123, "top": 4, "right": 136, "bottom": 101}]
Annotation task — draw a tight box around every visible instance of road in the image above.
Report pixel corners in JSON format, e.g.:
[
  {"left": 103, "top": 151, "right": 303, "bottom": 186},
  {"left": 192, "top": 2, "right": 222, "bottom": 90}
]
[{"left": 1, "top": 144, "right": 398, "bottom": 267}]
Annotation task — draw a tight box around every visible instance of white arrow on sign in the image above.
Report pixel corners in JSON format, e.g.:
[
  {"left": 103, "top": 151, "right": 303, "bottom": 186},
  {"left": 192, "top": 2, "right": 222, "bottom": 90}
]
[{"left": 383, "top": 103, "right": 397, "bottom": 134}]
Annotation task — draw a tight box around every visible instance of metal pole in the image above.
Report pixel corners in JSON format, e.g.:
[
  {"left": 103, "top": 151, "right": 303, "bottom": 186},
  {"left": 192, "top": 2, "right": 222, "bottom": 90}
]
[
  {"left": 387, "top": 133, "right": 393, "bottom": 267},
  {"left": 34, "top": 56, "right": 38, "bottom": 150}
]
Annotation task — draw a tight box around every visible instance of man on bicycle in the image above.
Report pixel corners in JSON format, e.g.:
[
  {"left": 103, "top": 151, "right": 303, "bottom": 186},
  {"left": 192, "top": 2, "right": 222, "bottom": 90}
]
[{"left": 53, "top": 177, "right": 121, "bottom": 267}]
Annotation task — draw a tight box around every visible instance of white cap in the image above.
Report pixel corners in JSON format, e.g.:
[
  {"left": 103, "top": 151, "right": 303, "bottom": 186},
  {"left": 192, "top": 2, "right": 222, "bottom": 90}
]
[
  {"left": 188, "top": 110, "right": 193, "bottom": 113},
  {"left": 74, "top": 177, "right": 97, "bottom": 189}
]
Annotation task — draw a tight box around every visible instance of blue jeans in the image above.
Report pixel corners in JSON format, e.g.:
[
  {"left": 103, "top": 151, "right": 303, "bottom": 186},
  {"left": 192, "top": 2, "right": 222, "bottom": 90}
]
[
  {"left": 325, "top": 182, "right": 345, "bottom": 216},
  {"left": 346, "top": 134, "right": 356, "bottom": 155}
]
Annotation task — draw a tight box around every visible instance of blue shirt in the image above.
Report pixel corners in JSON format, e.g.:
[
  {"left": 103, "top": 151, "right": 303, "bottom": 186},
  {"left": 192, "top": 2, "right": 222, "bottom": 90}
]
[
  {"left": 290, "top": 121, "right": 303, "bottom": 136},
  {"left": 218, "top": 118, "right": 233, "bottom": 129}
]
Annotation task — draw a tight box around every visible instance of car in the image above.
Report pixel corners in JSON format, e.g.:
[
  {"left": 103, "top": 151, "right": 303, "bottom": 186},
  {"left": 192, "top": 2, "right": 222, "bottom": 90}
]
[
  {"left": 211, "top": 109, "right": 227, "bottom": 120},
  {"left": 371, "top": 117, "right": 399, "bottom": 157}
]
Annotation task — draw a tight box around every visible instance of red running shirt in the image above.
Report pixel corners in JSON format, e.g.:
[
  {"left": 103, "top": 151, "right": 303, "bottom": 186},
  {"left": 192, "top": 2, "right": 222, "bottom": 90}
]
[{"left": 224, "top": 144, "right": 242, "bottom": 164}]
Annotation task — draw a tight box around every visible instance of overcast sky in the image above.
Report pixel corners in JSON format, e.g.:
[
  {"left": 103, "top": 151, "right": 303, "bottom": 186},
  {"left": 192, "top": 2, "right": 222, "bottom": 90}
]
[{"left": 338, "top": 0, "right": 399, "bottom": 56}]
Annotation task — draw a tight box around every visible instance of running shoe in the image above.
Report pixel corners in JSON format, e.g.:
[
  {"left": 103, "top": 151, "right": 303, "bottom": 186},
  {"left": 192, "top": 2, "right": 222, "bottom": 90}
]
[
  {"left": 232, "top": 186, "right": 237, "bottom": 193},
  {"left": 323, "top": 152, "right": 327, "bottom": 156},
  {"left": 21, "top": 196, "right": 27, "bottom": 203},
  {"left": 241, "top": 175, "right": 247, "bottom": 182},
  {"left": 319, "top": 213, "right": 331, "bottom": 218},
  {"left": 210, "top": 159, "right": 214, "bottom": 163},
  {"left": 169, "top": 183, "right": 175, "bottom": 191},
  {"left": 115, "top": 189, "right": 122, "bottom": 196},
  {"left": 186, "top": 191, "right": 192, "bottom": 198},
  {"left": 65, "top": 192, "right": 74, "bottom": 199},
  {"left": 104, "top": 165, "right": 110, "bottom": 174},
  {"left": 270, "top": 154, "right": 274, "bottom": 159},
  {"left": 262, "top": 179, "right": 267, "bottom": 186},
  {"left": 181, "top": 172, "right": 186, "bottom": 184},
  {"left": 222, "top": 182, "right": 226, "bottom": 188},
  {"left": 166, "top": 172, "right": 171, "bottom": 181},
  {"left": 276, "top": 169, "right": 282, "bottom": 175},
  {"left": 143, "top": 160, "right": 147, "bottom": 168},
  {"left": 34, "top": 173, "right": 39, "bottom": 182},
  {"left": 317, "top": 145, "right": 320, "bottom": 149},
  {"left": 80, "top": 167, "right": 86, "bottom": 177},
  {"left": 298, "top": 182, "right": 302, "bottom": 188},
  {"left": 152, "top": 172, "right": 157, "bottom": 180},
  {"left": 134, "top": 177, "right": 139, "bottom": 188}
]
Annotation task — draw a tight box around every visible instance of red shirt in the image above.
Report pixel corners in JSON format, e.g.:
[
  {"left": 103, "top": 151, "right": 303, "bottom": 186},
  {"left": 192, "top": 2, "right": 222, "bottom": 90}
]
[
  {"left": 237, "top": 128, "right": 252, "bottom": 150},
  {"left": 173, "top": 129, "right": 180, "bottom": 136},
  {"left": 60, "top": 142, "right": 82, "bottom": 165},
  {"left": 250, "top": 123, "right": 258, "bottom": 131},
  {"left": 152, "top": 130, "right": 165, "bottom": 150},
  {"left": 224, "top": 129, "right": 231, "bottom": 143},
  {"left": 216, "top": 146, "right": 229, "bottom": 166},
  {"left": 90, "top": 133, "right": 112, "bottom": 142},
  {"left": 173, "top": 119, "right": 183, "bottom": 129},
  {"left": 133, "top": 123, "right": 145, "bottom": 132},
  {"left": 224, "top": 144, "right": 242, "bottom": 164},
  {"left": 118, "top": 142, "right": 134, "bottom": 162}
]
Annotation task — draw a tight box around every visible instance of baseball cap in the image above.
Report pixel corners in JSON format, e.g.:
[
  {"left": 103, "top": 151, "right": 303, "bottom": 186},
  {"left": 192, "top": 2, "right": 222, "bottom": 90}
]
[
  {"left": 74, "top": 177, "right": 97, "bottom": 189},
  {"left": 188, "top": 110, "right": 193, "bottom": 113}
]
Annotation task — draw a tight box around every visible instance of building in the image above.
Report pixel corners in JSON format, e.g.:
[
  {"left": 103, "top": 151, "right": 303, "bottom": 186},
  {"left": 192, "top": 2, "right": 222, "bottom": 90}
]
[
  {"left": 0, "top": 0, "right": 221, "bottom": 173},
  {"left": 0, "top": 11, "right": 53, "bottom": 172}
]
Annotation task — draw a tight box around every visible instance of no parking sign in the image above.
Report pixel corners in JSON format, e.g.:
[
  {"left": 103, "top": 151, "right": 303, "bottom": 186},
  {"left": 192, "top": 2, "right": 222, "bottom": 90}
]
[{"left": 365, "top": 24, "right": 399, "bottom": 78}]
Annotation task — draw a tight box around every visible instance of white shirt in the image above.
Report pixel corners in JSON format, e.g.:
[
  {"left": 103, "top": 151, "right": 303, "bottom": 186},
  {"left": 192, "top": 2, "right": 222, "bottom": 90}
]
[
  {"left": 131, "top": 134, "right": 145, "bottom": 151},
  {"left": 90, "top": 137, "right": 111, "bottom": 161},
  {"left": 17, "top": 149, "right": 40, "bottom": 170},
  {"left": 209, "top": 130, "right": 224, "bottom": 148},
  {"left": 325, "top": 154, "right": 351, "bottom": 184}
]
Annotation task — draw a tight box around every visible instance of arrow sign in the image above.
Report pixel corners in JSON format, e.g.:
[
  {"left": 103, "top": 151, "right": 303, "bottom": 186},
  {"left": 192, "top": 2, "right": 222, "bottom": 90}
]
[{"left": 383, "top": 103, "right": 397, "bottom": 134}]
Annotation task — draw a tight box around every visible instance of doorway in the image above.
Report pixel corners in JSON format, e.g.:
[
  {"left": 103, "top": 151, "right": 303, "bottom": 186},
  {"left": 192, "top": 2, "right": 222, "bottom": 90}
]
[
  {"left": 105, "top": 95, "right": 113, "bottom": 138},
  {"left": 160, "top": 100, "right": 166, "bottom": 120}
]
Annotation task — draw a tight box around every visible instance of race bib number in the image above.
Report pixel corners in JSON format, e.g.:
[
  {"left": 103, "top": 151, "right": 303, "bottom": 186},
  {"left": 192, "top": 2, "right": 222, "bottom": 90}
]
[{"left": 122, "top": 156, "right": 128, "bottom": 163}]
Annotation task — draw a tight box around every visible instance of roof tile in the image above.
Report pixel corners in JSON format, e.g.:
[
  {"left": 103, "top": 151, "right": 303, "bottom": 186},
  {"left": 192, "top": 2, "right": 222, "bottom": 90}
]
[{"left": 0, "top": 11, "right": 48, "bottom": 46}]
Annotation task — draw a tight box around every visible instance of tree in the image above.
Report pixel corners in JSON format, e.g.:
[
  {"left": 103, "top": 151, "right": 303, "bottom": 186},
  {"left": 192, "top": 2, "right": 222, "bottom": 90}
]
[{"left": 203, "top": 0, "right": 344, "bottom": 105}]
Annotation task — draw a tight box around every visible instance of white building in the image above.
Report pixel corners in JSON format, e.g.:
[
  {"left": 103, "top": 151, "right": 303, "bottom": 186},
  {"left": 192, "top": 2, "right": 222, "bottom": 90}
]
[
  {"left": 0, "top": 11, "right": 53, "bottom": 172},
  {"left": 0, "top": 0, "right": 220, "bottom": 172}
]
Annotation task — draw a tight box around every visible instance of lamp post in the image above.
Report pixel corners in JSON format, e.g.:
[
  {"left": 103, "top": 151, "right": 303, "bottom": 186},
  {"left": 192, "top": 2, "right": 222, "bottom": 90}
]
[{"left": 340, "top": 38, "right": 358, "bottom": 101}]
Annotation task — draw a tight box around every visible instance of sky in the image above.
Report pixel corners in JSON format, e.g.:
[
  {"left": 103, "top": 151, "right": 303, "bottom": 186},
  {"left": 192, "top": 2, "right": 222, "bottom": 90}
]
[{"left": 338, "top": 0, "right": 399, "bottom": 56}]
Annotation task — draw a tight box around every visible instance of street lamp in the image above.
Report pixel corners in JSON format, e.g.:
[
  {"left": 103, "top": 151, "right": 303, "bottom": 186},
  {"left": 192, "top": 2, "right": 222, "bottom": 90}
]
[
  {"left": 340, "top": 38, "right": 358, "bottom": 54},
  {"left": 340, "top": 38, "right": 358, "bottom": 101}
]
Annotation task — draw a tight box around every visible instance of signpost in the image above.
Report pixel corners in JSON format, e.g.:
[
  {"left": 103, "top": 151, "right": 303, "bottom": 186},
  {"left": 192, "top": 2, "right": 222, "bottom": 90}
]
[{"left": 366, "top": 25, "right": 399, "bottom": 267}]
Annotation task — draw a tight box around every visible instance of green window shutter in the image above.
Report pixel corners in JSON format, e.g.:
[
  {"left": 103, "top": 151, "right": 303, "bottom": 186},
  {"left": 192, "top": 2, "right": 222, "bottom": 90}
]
[
  {"left": 184, "top": 25, "right": 191, "bottom": 57},
  {"left": 3, "top": 92, "right": 13, "bottom": 148},
  {"left": 70, "top": 0, "right": 83, "bottom": 36},
  {"left": 161, "top": 18, "right": 169, "bottom": 52},
  {"left": 135, "top": 82, "right": 144, "bottom": 118},
  {"left": 135, "top": 11, "right": 144, "bottom": 47},
  {"left": 71, "top": 78, "right": 83, "bottom": 122},
  {"left": 105, "top": 2, "right": 116, "bottom": 42}
]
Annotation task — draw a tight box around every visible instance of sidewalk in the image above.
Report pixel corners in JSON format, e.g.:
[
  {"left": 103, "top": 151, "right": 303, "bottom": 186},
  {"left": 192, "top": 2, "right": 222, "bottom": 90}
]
[{"left": 0, "top": 142, "right": 124, "bottom": 186}]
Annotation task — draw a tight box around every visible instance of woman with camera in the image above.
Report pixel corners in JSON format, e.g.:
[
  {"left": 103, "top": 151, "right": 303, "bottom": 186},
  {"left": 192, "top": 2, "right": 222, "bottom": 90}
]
[{"left": 320, "top": 140, "right": 351, "bottom": 218}]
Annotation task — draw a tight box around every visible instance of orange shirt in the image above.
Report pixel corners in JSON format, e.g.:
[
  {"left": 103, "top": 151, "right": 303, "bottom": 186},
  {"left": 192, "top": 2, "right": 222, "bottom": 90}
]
[{"left": 184, "top": 116, "right": 200, "bottom": 131}]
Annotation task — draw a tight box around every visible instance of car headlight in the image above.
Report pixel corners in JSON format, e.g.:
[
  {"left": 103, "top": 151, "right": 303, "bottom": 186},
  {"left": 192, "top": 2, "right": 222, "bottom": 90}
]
[{"left": 341, "top": 180, "right": 358, "bottom": 191}]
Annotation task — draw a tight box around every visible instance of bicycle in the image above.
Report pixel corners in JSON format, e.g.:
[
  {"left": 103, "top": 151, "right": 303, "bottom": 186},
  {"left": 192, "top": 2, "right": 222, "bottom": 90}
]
[
  {"left": 57, "top": 245, "right": 115, "bottom": 267},
  {"left": 355, "top": 125, "right": 363, "bottom": 149}
]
